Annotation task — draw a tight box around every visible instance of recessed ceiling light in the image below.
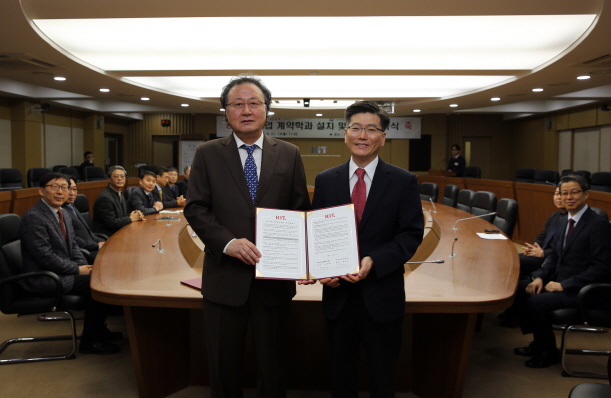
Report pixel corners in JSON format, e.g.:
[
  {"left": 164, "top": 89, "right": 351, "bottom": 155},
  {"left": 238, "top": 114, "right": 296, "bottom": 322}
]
[
  {"left": 491, "top": 97, "right": 501, "bottom": 101},
  {"left": 54, "top": 77, "right": 66, "bottom": 81},
  {"left": 181, "top": 103, "right": 189, "bottom": 107},
  {"left": 100, "top": 88, "right": 110, "bottom": 92},
  {"left": 532, "top": 88, "right": 544, "bottom": 92},
  {"left": 450, "top": 104, "right": 458, "bottom": 108},
  {"left": 268, "top": 112, "right": 275, "bottom": 116},
  {"left": 141, "top": 97, "right": 149, "bottom": 100},
  {"left": 414, "top": 109, "right": 421, "bottom": 113},
  {"left": 577, "top": 75, "right": 591, "bottom": 80},
  {"left": 316, "top": 113, "right": 323, "bottom": 117},
  {"left": 220, "top": 108, "right": 225, "bottom": 112}
]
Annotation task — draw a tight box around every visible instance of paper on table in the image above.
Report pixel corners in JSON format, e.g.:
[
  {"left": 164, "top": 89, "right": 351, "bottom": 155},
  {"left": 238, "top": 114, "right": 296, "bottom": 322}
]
[{"left": 476, "top": 233, "right": 508, "bottom": 240}]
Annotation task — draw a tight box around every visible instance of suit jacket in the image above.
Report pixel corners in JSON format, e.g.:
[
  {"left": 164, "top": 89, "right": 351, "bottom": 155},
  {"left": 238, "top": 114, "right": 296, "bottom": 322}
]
[
  {"left": 19, "top": 199, "right": 87, "bottom": 295},
  {"left": 93, "top": 185, "right": 131, "bottom": 236},
  {"left": 128, "top": 186, "right": 161, "bottom": 215},
  {"left": 312, "top": 159, "right": 424, "bottom": 323},
  {"left": 62, "top": 203, "right": 103, "bottom": 252},
  {"left": 533, "top": 206, "right": 611, "bottom": 294},
  {"left": 176, "top": 179, "right": 188, "bottom": 197},
  {"left": 184, "top": 134, "right": 311, "bottom": 307},
  {"left": 533, "top": 211, "right": 566, "bottom": 258},
  {"left": 448, "top": 155, "right": 466, "bottom": 177},
  {"left": 154, "top": 185, "right": 178, "bottom": 208}
]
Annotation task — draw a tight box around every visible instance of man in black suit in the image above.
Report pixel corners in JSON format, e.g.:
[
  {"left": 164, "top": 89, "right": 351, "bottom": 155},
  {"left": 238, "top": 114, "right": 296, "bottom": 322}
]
[
  {"left": 447, "top": 144, "right": 466, "bottom": 176},
  {"left": 19, "top": 172, "right": 120, "bottom": 355},
  {"left": 154, "top": 166, "right": 185, "bottom": 208},
  {"left": 80, "top": 151, "right": 95, "bottom": 180},
  {"left": 128, "top": 170, "right": 164, "bottom": 215},
  {"left": 62, "top": 175, "right": 105, "bottom": 262},
  {"left": 184, "top": 75, "right": 310, "bottom": 397},
  {"left": 307, "top": 101, "right": 424, "bottom": 397},
  {"left": 166, "top": 167, "right": 180, "bottom": 199},
  {"left": 175, "top": 165, "right": 190, "bottom": 197},
  {"left": 93, "top": 165, "right": 143, "bottom": 236},
  {"left": 513, "top": 175, "right": 611, "bottom": 368}
]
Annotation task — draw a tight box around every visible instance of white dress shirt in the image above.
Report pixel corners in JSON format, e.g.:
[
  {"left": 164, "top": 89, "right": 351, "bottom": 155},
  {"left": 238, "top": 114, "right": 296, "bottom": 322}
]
[{"left": 348, "top": 156, "right": 379, "bottom": 199}]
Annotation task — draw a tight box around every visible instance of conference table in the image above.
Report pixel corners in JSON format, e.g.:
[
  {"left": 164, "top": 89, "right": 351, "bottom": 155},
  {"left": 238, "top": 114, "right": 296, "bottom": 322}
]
[{"left": 91, "top": 201, "right": 519, "bottom": 398}]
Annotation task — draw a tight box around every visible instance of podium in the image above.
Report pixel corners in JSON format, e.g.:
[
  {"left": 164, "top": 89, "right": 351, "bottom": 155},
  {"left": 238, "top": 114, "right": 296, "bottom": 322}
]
[{"left": 428, "top": 169, "right": 456, "bottom": 177}]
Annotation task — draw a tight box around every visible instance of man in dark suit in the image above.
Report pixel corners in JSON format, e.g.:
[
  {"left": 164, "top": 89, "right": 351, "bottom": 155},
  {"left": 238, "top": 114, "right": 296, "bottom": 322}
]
[
  {"left": 307, "top": 101, "right": 424, "bottom": 397},
  {"left": 93, "top": 165, "right": 143, "bottom": 236},
  {"left": 62, "top": 175, "right": 105, "bottom": 262},
  {"left": 80, "top": 151, "right": 95, "bottom": 180},
  {"left": 166, "top": 167, "right": 180, "bottom": 199},
  {"left": 128, "top": 170, "right": 164, "bottom": 215},
  {"left": 184, "top": 75, "right": 310, "bottom": 397},
  {"left": 154, "top": 166, "right": 185, "bottom": 208},
  {"left": 447, "top": 144, "right": 466, "bottom": 176},
  {"left": 19, "top": 172, "right": 120, "bottom": 355},
  {"left": 175, "top": 165, "right": 190, "bottom": 197},
  {"left": 513, "top": 174, "right": 611, "bottom": 368}
]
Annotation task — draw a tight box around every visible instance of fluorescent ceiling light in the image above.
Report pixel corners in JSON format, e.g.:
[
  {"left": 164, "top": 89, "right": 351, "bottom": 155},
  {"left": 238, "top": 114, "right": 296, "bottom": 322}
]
[
  {"left": 577, "top": 75, "right": 591, "bottom": 80},
  {"left": 33, "top": 15, "right": 596, "bottom": 71},
  {"left": 54, "top": 77, "right": 66, "bottom": 81},
  {"left": 125, "top": 75, "right": 512, "bottom": 99},
  {"left": 273, "top": 100, "right": 359, "bottom": 109},
  {"left": 450, "top": 104, "right": 458, "bottom": 107},
  {"left": 100, "top": 88, "right": 110, "bottom": 92}
]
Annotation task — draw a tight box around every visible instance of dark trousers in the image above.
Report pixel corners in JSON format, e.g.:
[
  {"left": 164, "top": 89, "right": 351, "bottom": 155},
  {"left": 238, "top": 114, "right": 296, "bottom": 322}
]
[
  {"left": 69, "top": 274, "right": 109, "bottom": 342},
  {"left": 202, "top": 288, "right": 291, "bottom": 398},
  {"left": 327, "top": 289, "right": 403, "bottom": 398},
  {"left": 514, "top": 279, "right": 577, "bottom": 351},
  {"left": 519, "top": 253, "right": 545, "bottom": 280}
]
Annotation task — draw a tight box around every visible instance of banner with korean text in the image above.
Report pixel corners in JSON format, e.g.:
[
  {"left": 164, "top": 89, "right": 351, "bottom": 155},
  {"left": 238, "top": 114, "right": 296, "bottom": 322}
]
[{"left": 216, "top": 117, "right": 421, "bottom": 139}]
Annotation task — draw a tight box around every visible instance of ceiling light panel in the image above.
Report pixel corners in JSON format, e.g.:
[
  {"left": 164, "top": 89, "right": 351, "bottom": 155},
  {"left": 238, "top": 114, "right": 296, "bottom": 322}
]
[{"left": 33, "top": 15, "right": 596, "bottom": 71}]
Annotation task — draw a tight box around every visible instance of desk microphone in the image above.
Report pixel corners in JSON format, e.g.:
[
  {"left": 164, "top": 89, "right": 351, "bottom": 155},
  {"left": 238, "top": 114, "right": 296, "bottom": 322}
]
[
  {"left": 453, "top": 212, "right": 496, "bottom": 230},
  {"left": 545, "top": 181, "right": 557, "bottom": 186},
  {"left": 152, "top": 239, "right": 164, "bottom": 253},
  {"left": 406, "top": 259, "right": 445, "bottom": 264},
  {"left": 450, "top": 237, "right": 458, "bottom": 258},
  {"left": 429, "top": 198, "right": 438, "bottom": 213}
]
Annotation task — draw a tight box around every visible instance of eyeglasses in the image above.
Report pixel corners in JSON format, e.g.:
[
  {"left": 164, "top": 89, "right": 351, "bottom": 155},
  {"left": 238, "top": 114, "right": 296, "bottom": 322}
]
[
  {"left": 226, "top": 101, "right": 265, "bottom": 111},
  {"left": 45, "top": 184, "right": 69, "bottom": 193},
  {"left": 561, "top": 190, "right": 584, "bottom": 197},
  {"left": 347, "top": 125, "right": 384, "bottom": 134},
  {"left": 111, "top": 174, "right": 126, "bottom": 180},
  {"left": 69, "top": 187, "right": 78, "bottom": 192}
]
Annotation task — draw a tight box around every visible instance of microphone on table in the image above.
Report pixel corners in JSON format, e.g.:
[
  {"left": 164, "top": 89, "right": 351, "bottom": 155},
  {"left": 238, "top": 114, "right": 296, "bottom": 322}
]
[
  {"left": 545, "top": 181, "right": 557, "bottom": 186},
  {"left": 453, "top": 212, "right": 496, "bottom": 230},
  {"left": 405, "top": 259, "right": 445, "bottom": 264},
  {"left": 450, "top": 237, "right": 458, "bottom": 258},
  {"left": 152, "top": 239, "right": 164, "bottom": 253},
  {"left": 429, "top": 198, "right": 438, "bottom": 213}
]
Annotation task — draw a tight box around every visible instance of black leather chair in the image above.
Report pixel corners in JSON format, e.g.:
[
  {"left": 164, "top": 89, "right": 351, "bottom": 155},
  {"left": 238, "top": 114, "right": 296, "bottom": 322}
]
[
  {"left": 52, "top": 165, "right": 68, "bottom": 172},
  {"left": 575, "top": 170, "right": 591, "bottom": 184},
  {"left": 124, "top": 186, "right": 137, "bottom": 201},
  {"left": 549, "top": 283, "right": 611, "bottom": 379},
  {"left": 515, "top": 168, "right": 536, "bottom": 183},
  {"left": 562, "top": 169, "right": 574, "bottom": 177},
  {"left": 463, "top": 167, "right": 481, "bottom": 179},
  {"left": 84, "top": 166, "right": 105, "bottom": 182},
  {"left": 568, "top": 356, "right": 611, "bottom": 397},
  {"left": 419, "top": 182, "right": 439, "bottom": 203},
  {"left": 442, "top": 184, "right": 459, "bottom": 208},
  {"left": 456, "top": 189, "right": 475, "bottom": 213},
  {"left": 591, "top": 207, "right": 609, "bottom": 222},
  {"left": 534, "top": 169, "right": 560, "bottom": 185},
  {"left": 0, "top": 168, "right": 23, "bottom": 191},
  {"left": 59, "top": 167, "right": 80, "bottom": 182},
  {"left": 26, "top": 168, "right": 52, "bottom": 188},
  {"left": 469, "top": 191, "right": 497, "bottom": 223},
  {"left": 72, "top": 194, "right": 109, "bottom": 241},
  {"left": 492, "top": 198, "right": 518, "bottom": 238},
  {"left": 0, "top": 213, "right": 86, "bottom": 364},
  {"left": 138, "top": 165, "right": 157, "bottom": 178},
  {"left": 591, "top": 172, "right": 611, "bottom": 193}
]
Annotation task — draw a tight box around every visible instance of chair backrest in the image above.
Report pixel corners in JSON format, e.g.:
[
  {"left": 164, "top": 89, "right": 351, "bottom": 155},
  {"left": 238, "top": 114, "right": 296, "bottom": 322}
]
[
  {"left": 493, "top": 198, "right": 519, "bottom": 238},
  {"left": 590, "top": 172, "right": 611, "bottom": 193},
  {"left": 0, "top": 168, "right": 23, "bottom": 190},
  {"left": 574, "top": 170, "right": 591, "bottom": 184},
  {"left": 591, "top": 207, "right": 609, "bottom": 222},
  {"left": 84, "top": 166, "right": 106, "bottom": 182},
  {"left": 124, "top": 186, "right": 137, "bottom": 201},
  {"left": 561, "top": 169, "right": 574, "bottom": 177},
  {"left": 457, "top": 189, "right": 475, "bottom": 213},
  {"left": 59, "top": 167, "right": 80, "bottom": 181},
  {"left": 0, "top": 214, "right": 23, "bottom": 312},
  {"left": 74, "top": 194, "right": 93, "bottom": 228},
  {"left": 463, "top": 167, "right": 481, "bottom": 179},
  {"left": 26, "top": 168, "right": 52, "bottom": 188},
  {"left": 138, "top": 165, "right": 157, "bottom": 178},
  {"left": 52, "top": 165, "right": 68, "bottom": 172},
  {"left": 515, "top": 168, "right": 536, "bottom": 183},
  {"left": 442, "top": 184, "right": 459, "bottom": 208},
  {"left": 534, "top": 169, "right": 559, "bottom": 185},
  {"left": 419, "top": 182, "right": 439, "bottom": 202},
  {"left": 470, "top": 191, "right": 497, "bottom": 222}
]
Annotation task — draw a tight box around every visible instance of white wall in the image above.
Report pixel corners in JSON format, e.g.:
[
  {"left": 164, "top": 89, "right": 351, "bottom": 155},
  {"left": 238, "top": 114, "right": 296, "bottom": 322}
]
[
  {"left": 72, "top": 127, "right": 83, "bottom": 166},
  {"left": 45, "top": 124, "right": 72, "bottom": 169}
]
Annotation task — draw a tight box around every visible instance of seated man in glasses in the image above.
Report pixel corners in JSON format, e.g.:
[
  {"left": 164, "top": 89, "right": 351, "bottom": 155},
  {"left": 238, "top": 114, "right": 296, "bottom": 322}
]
[
  {"left": 19, "top": 172, "right": 120, "bottom": 355},
  {"left": 513, "top": 174, "right": 611, "bottom": 368}
]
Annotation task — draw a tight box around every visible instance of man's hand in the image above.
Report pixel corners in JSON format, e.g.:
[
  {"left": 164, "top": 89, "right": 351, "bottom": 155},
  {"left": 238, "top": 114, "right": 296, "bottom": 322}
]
[
  {"left": 177, "top": 196, "right": 186, "bottom": 207},
  {"left": 319, "top": 277, "right": 340, "bottom": 288},
  {"left": 526, "top": 277, "right": 543, "bottom": 295},
  {"left": 523, "top": 242, "right": 544, "bottom": 258},
  {"left": 545, "top": 281, "right": 564, "bottom": 292},
  {"left": 226, "top": 238, "right": 261, "bottom": 265},
  {"left": 129, "top": 210, "right": 142, "bottom": 222},
  {"left": 79, "top": 265, "right": 93, "bottom": 275},
  {"left": 298, "top": 278, "right": 317, "bottom": 285},
  {"left": 98, "top": 242, "right": 105, "bottom": 248},
  {"left": 153, "top": 202, "right": 163, "bottom": 211},
  {"left": 341, "top": 256, "right": 373, "bottom": 284}
]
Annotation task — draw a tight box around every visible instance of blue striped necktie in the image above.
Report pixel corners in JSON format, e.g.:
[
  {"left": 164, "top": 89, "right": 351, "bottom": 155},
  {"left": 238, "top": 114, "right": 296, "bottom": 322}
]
[{"left": 241, "top": 144, "right": 258, "bottom": 203}]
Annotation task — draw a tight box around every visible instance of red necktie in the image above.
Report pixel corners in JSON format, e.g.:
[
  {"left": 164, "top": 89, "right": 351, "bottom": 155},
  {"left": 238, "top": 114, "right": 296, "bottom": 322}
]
[
  {"left": 58, "top": 208, "right": 67, "bottom": 242},
  {"left": 565, "top": 218, "right": 575, "bottom": 245},
  {"left": 352, "top": 168, "right": 366, "bottom": 226}
]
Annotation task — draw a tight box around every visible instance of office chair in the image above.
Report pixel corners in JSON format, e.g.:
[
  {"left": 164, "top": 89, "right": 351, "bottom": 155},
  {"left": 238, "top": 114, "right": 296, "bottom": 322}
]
[
  {"left": 456, "top": 189, "right": 475, "bottom": 213},
  {"left": 492, "top": 198, "right": 518, "bottom": 238},
  {"left": 59, "top": 167, "right": 80, "bottom": 182},
  {"left": 0, "top": 168, "right": 23, "bottom": 191},
  {"left": 463, "top": 166, "right": 481, "bottom": 179},
  {"left": 52, "top": 165, "right": 68, "bottom": 172},
  {"left": 84, "top": 166, "right": 105, "bottom": 182},
  {"left": 568, "top": 356, "right": 611, "bottom": 397},
  {"left": 419, "top": 182, "right": 439, "bottom": 202},
  {"left": 0, "top": 214, "right": 86, "bottom": 365},
  {"left": 26, "top": 168, "right": 52, "bottom": 188},
  {"left": 469, "top": 191, "right": 497, "bottom": 223},
  {"left": 591, "top": 172, "right": 611, "bottom": 193},
  {"left": 534, "top": 170, "right": 560, "bottom": 185},
  {"left": 515, "top": 168, "right": 536, "bottom": 183},
  {"left": 442, "top": 184, "right": 459, "bottom": 208},
  {"left": 124, "top": 186, "right": 137, "bottom": 202},
  {"left": 591, "top": 207, "right": 609, "bottom": 222},
  {"left": 574, "top": 170, "right": 591, "bottom": 184}
]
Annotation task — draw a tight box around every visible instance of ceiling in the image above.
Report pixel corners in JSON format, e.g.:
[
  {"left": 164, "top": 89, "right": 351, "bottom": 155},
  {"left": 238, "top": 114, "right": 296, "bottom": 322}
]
[{"left": 1, "top": 0, "right": 611, "bottom": 121}]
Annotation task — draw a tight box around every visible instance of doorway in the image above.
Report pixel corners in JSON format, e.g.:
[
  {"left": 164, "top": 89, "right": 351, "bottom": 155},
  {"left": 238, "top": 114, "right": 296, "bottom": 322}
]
[
  {"left": 104, "top": 134, "right": 124, "bottom": 172},
  {"left": 463, "top": 137, "right": 491, "bottom": 179}
]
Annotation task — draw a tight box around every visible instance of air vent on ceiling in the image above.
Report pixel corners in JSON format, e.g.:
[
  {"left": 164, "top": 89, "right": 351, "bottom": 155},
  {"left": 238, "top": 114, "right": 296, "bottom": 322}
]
[
  {"left": 582, "top": 54, "right": 611, "bottom": 66},
  {"left": 0, "top": 53, "right": 57, "bottom": 71}
]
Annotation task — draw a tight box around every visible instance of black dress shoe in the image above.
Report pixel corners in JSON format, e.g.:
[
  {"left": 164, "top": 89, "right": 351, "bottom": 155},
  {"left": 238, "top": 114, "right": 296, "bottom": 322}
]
[
  {"left": 514, "top": 341, "right": 539, "bottom": 357},
  {"left": 525, "top": 349, "right": 561, "bottom": 368},
  {"left": 79, "top": 340, "right": 120, "bottom": 355}
]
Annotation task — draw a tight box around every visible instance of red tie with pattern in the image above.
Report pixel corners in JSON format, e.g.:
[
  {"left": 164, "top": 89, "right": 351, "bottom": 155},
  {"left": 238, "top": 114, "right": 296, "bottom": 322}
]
[
  {"left": 58, "top": 208, "right": 67, "bottom": 242},
  {"left": 352, "top": 168, "right": 366, "bottom": 226},
  {"left": 565, "top": 218, "right": 575, "bottom": 245}
]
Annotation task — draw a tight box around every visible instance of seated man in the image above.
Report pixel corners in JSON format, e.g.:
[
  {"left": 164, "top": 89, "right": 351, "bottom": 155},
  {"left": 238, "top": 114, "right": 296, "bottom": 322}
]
[
  {"left": 175, "top": 165, "right": 190, "bottom": 197},
  {"left": 80, "top": 151, "right": 95, "bottom": 180},
  {"left": 62, "top": 175, "right": 105, "bottom": 262},
  {"left": 166, "top": 167, "right": 180, "bottom": 199},
  {"left": 154, "top": 166, "right": 186, "bottom": 208},
  {"left": 513, "top": 175, "right": 611, "bottom": 368},
  {"left": 128, "top": 170, "right": 164, "bottom": 215},
  {"left": 19, "top": 172, "right": 120, "bottom": 355},
  {"left": 93, "top": 165, "right": 143, "bottom": 236}
]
